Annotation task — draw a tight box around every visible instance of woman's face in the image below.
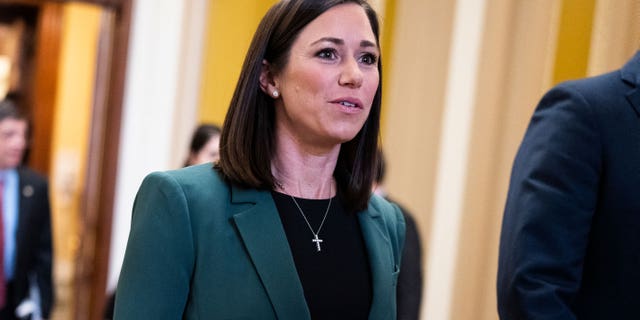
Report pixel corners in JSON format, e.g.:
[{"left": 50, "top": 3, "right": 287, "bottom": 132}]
[
  {"left": 189, "top": 134, "right": 221, "bottom": 165},
  {"left": 272, "top": 3, "right": 379, "bottom": 151}
]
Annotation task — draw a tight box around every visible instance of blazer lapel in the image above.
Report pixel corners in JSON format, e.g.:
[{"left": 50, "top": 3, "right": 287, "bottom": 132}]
[
  {"left": 359, "top": 206, "right": 396, "bottom": 320},
  {"left": 230, "top": 185, "right": 311, "bottom": 320},
  {"left": 15, "top": 169, "right": 32, "bottom": 273},
  {"left": 621, "top": 51, "right": 640, "bottom": 117},
  {"left": 625, "top": 87, "right": 640, "bottom": 118}
]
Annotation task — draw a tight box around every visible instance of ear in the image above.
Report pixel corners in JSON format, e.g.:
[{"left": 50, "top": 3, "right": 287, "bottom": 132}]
[{"left": 259, "top": 59, "right": 279, "bottom": 98}]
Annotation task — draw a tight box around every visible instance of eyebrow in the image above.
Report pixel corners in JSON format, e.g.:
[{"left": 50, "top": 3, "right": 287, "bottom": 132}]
[{"left": 311, "top": 37, "right": 378, "bottom": 49}]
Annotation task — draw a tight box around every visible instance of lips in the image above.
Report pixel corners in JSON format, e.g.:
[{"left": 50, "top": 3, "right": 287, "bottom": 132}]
[
  {"left": 339, "top": 101, "right": 356, "bottom": 107},
  {"left": 331, "top": 97, "right": 363, "bottom": 109}
]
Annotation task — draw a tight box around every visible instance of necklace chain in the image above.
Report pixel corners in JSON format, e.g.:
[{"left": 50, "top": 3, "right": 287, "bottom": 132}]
[{"left": 289, "top": 188, "right": 332, "bottom": 252}]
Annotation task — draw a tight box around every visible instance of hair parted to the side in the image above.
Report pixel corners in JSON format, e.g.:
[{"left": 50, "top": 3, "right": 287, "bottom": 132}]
[
  {"left": 217, "top": 0, "right": 382, "bottom": 214},
  {"left": 0, "top": 95, "right": 28, "bottom": 123}
]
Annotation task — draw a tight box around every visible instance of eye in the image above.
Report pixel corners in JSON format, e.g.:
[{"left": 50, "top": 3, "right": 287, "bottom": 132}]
[
  {"left": 316, "top": 48, "right": 338, "bottom": 60},
  {"left": 359, "top": 52, "right": 378, "bottom": 65}
]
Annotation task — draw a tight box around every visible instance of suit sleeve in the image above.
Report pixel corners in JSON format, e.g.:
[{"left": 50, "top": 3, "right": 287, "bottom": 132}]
[
  {"left": 497, "top": 84, "right": 601, "bottom": 319},
  {"left": 35, "top": 179, "right": 54, "bottom": 317},
  {"left": 396, "top": 210, "right": 422, "bottom": 320},
  {"left": 114, "top": 172, "right": 195, "bottom": 318}
]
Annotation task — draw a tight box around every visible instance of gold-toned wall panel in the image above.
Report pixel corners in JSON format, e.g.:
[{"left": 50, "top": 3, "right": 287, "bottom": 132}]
[
  {"left": 197, "top": 0, "right": 275, "bottom": 125},
  {"left": 49, "top": 3, "right": 101, "bottom": 318},
  {"left": 552, "top": 0, "right": 596, "bottom": 84}
]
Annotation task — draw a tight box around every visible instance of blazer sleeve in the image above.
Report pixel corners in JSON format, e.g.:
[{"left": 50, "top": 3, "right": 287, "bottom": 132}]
[
  {"left": 114, "top": 171, "right": 196, "bottom": 318},
  {"left": 34, "top": 178, "right": 54, "bottom": 317},
  {"left": 396, "top": 209, "right": 422, "bottom": 320},
  {"left": 497, "top": 84, "right": 602, "bottom": 319}
]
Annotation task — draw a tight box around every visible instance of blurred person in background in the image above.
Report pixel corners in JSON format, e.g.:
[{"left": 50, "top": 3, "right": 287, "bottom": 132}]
[
  {"left": 498, "top": 51, "right": 640, "bottom": 319},
  {"left": 183, "top": 123, "right": 221, "bottom": 167},
  {"left": 0, "top": 97, "right": 53, "bottom": 320},
  {"left": 115, "top": 0, "right": 405, "bottom": 319},
  {"left": 373, "top": 148, "right": 423, "bottom": 320}
]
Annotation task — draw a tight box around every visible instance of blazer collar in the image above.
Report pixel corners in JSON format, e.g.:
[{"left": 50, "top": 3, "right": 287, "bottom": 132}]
[
  {"left": 230, "top": 185, "right": 396, "bottom": 320},
  {"left": 621, "top": 51, "right": 640, "bottom": 117},
  {"left": 621, "top": 50, "right": 640, "bottom": 86},
  {"left": 230, "top": 185, "right": 311, "bottom": 319}
]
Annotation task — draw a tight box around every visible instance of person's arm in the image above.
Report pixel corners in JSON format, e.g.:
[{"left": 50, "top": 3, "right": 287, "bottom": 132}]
[
  {"left": 497, "top": 84, "right": 601, "bottom": 319},
  {"left": 114, "top": 172, "right": 196, "bottom": 318},
  {"left": 34, "top": 179, "right": 54, "bottom": 318},
  {"left": 396, "top": 210, "right": 422, "bottom": 320}
]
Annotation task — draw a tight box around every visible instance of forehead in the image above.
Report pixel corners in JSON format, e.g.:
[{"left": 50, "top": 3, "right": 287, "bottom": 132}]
[
  {"left": 0, "top": 117, "right": 28, "bottom": 131},
  {"left": 296, "top": 3, "right": 377, "bottom": 45}
]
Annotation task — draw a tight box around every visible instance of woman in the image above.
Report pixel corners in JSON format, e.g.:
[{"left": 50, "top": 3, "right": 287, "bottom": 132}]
[
  {"left": 184, "top": 123, "right": 221, "bottom": 166},
  {"left": 115, "top": 1, "right": 405, "bottom": 319}
]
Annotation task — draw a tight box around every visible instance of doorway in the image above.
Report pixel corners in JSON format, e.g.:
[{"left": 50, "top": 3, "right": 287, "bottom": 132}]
[{"left": 0, "top": 0, "right": 131, "bottom": 319}]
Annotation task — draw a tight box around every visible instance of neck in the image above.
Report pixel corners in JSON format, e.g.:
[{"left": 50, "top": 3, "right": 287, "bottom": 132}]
[
  {"left": 372, "top": 184, "right": 387, "bottom": 198},
  {"left": 272, "top": 130, "right": 339, "bottom": 199}
]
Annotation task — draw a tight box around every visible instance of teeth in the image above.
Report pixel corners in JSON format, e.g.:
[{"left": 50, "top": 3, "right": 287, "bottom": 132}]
[{"left": 340, "top": 101, "right": 356, "bottom": 107}]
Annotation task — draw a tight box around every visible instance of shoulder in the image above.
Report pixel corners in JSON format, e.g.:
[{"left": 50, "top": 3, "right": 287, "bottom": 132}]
[
  {"left": 528, "top": 69, "right": 631, "bottom": 146},
  {"left": 540, "top": 69, "right": 628, "bottom": 117},
  {"left": 368, "top": 194, "right": 406, "bottom": 243},
  {"left": 554, "top": 69, "right": 622, "bottom": 95},
  {"left": 369, "top": 194, "right": 404, "bottom": 222},
  {"left": 142, "top": 163, "right": 226, "bottom": 191},
  {"left": 138, "top": 163, "right": 230, "bottom": 211}
]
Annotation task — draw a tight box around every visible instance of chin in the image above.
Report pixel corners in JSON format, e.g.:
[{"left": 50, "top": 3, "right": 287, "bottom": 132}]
[
  {"left": 320, "top": 125, "right": 365, "bottom": 146},
  {"left": 332, "top": 131, "right": 360, "bottom": 144}
]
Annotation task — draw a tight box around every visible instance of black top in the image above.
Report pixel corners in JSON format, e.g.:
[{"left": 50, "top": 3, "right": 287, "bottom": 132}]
[{"left": 272, "top": 191, "right": 372, "bottom": 320}]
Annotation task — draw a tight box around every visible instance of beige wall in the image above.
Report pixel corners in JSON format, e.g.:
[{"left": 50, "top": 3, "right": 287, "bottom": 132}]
[
  {"left": 382, "top": 0, "right": 455, "bottom": 263},
  {"left": 452, "top": 1, "right": 561, "bottom": 319},
  {"left": 589, "top": 0, "right": 640, "bottom": 75}
]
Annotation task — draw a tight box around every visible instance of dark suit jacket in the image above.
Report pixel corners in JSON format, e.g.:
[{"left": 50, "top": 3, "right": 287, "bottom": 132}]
[
  {"left": 115, "top": 164, "right": 406, "bottom": 319},
  {"left": 497, "top": 51, "right": 640, "bottom": 319},
  {"left": 9, "top": 168, "right": 54, "bottom": 317}
]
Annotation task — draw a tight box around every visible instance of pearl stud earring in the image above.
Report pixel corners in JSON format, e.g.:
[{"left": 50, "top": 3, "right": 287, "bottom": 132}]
[{"left": 272, "top": 90, "right": 279, "bottom": 98}]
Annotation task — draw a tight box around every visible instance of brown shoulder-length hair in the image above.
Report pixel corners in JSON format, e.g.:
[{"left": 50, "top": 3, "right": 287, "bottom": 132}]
[{"left": 217, "top": 0, "right": 382, "bottom": 214}]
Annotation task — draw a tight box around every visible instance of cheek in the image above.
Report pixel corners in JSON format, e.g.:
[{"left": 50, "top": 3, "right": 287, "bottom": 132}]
[
  {"left": 195, "top": 151, "right": 208, "bottom": 162},
  {"left": 364, "top": 71, "right": 379, "bottom": 103},
  {"left": 284, "top": 85, "right": 321, "bottom": 114},
  {"left": 285, "top": 67, "right": 327, "bottom": 99},
  {"left": 3, "top": 138, "right": 25, "bottom": 152},
  {"left": 364, "top": 84, "right": 379, "bottom": 107}
]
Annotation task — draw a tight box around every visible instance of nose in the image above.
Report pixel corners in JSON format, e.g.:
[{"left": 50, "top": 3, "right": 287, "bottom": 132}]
[{"left": 338, "top": 57, "right": 363, "bottom": 88}]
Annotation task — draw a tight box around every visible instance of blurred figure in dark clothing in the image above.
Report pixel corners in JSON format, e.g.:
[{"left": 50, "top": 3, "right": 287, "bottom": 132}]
[{"left": 0, "top": 98, "right": 54, "bottom": 320}]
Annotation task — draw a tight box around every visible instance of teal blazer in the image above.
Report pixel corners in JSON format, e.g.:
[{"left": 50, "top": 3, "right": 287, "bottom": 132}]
[{"left": 114, "top": 163, "right": 406, "bottom": 319}]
